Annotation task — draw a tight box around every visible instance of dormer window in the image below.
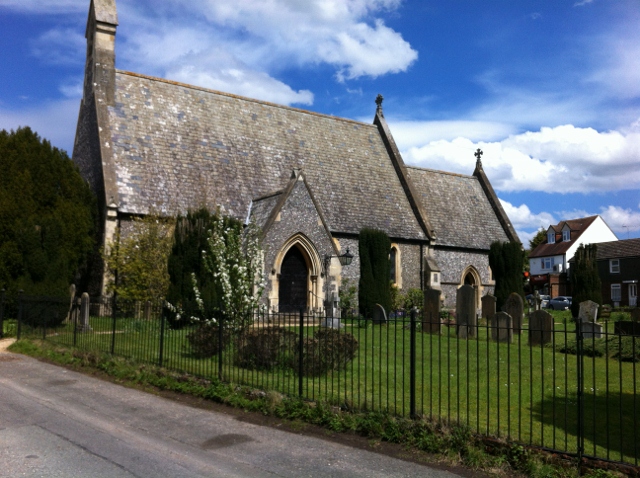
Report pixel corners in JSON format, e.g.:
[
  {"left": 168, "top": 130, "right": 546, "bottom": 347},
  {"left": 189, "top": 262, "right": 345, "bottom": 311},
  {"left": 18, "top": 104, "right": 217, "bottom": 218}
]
[
  {"left": 547, "top": 232, "right": 555, "bottom": 244},
  {"left": 562, "top": 230, "right": 570, "bottom": 241}
]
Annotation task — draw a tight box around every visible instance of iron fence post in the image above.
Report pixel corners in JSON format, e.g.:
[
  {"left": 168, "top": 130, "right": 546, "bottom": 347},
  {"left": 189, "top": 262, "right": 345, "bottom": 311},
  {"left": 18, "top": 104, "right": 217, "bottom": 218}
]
[
  {"left": 0, "top": 288, "right": 5, "bottom": 339},
  {"left": 158, "top": 302, "right": 166, "bottom": 368},
  {"left": 410, "top": 307, "right": 417, "bottom": 419},
  {"left": 298, "top": 308, "right": 304, "bottom": 397},
  {"left": 73, "top": 297, "right": 78, "bottom": 347},
  {"left": 576, "top": 319, "right": 584, "bottom": 475},
  {"left": 111, "top": 292, "right": 117, "bottom": 355},
  {"left": 17, "top": 290, "right": 23, "bottom": 340},
  {"left": 218, "top": 318, "right": 223, "bottom": 381}
]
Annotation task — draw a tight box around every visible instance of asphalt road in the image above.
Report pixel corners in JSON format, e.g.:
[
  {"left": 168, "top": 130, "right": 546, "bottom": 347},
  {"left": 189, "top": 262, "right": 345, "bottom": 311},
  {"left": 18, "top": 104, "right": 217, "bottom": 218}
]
[{"left": 0, "top": 346, "right": 463, "bottom": 478}]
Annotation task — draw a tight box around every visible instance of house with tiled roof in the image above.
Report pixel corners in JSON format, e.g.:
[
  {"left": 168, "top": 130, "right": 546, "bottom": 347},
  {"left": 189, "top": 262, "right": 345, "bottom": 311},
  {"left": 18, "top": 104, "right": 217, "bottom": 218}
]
[
  {"left": 73, "top": 0, "right": 519, "bottom": 311},
  {"left": 593, "top": 238, "right": 640, "bottom": 307},
  {"left": 528, "top": 215, "right": 617, "bottom": 296}
]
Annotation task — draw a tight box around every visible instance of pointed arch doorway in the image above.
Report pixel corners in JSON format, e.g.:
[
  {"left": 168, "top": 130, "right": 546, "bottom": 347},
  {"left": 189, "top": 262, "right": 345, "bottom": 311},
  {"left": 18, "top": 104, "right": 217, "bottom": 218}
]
[{"left": 279, "top": 246, "right": 309, "bottom": 313}]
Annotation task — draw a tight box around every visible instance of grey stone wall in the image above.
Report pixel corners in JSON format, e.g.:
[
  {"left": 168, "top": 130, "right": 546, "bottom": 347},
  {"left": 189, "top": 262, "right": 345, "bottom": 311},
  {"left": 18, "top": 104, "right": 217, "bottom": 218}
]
[
  {"left": 433, "top": 248, "right": 494, "bottom": 307},
  {"left": 399, "top": 243, "right": 422, "bottom": 290}
]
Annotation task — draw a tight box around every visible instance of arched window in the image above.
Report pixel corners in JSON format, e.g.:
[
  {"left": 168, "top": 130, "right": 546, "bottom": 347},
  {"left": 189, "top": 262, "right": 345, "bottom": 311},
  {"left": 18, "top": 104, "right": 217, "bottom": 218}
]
[{"left": 390, "top": 247, "right": 397, "bottom": 284}]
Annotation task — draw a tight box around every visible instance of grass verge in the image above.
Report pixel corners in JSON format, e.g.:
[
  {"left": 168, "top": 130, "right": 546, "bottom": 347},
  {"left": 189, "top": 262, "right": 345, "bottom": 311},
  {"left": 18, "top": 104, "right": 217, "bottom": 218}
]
[{"left": 8, "top": 339, "right": 634, "bottom": 478}]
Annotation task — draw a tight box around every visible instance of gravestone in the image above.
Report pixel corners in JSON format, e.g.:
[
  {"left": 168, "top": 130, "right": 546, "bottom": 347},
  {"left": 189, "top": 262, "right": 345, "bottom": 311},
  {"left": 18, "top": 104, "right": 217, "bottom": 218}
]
[
  {"left": 66, "top": 284, "right": 76, "bottom": 323},
  {"left": 630, "top": 308, "right": 640, "bottom": 322},
  {"left": 578, "top": 300, "right": 599, "bottom": 323},
  {"left": 529, "top": 309, "right": 553, "bottom": 346},
  {"left": 321, "top": 293, "right": 343, "bottom": 328},
  {"left": 423, "top": 288, "right": 441, "bottom": 334},
  {"left": 491, "top": 311, "right": 513, "bottom": 343},
  {"left": 456, "top": 284, "right": 476, "bottom": 339},
  {"left": 504, "top": 293, "right": 524, "bottom": 334},
  {"left": 372, "top": 303, "right": 387, "bottom": 324},
  {"left": 79, "top": 292, "right": 92, "bottom": 332},
  {"left": 144, "top": 300, "right": 152, "bottom": 321},
  {"left": 580, "top": 321, "right": 603, "bottom": 339},
  {"left": 481, "top": 294, "right": 496, "bottom": 321}
]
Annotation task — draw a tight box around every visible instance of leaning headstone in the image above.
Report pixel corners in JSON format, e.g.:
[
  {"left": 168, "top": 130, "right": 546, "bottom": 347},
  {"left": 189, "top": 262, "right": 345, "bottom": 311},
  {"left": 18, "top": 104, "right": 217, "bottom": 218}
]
[
  {"left": 423, "top": 288, "right": 441, "bottom": 334},
  {"left": 481, "top": 294, "right": 497, "bottom": 321},
  {"left": 320, "top": 317, "right": 343, "bottom": 328},
  {"left": 456, "top": 285, "right": 476, "bottom": 339},
  {"left": 578, "top": 300, "right": 599, "bottom": 323},
  {"left": 79, "top": 292, "right": 92, "bottom": 332},
  {"left": 66, "top": 284, "right": 76, "bottom": 323},
  {"left": 630, "top": 308, "right": 640, "bottom": 322},
  {"left": 581, "top": 322, "right": 603, "bottom": 339},
  {"left": 144, "top": 300, "right": 152, "bottom": 321},
  {"left": 504, "top": 293, "right": 524, "bottom": 334},
  {"left": 372, "top": 303, "right": 387, "bottom": 324},
  {"left": 491, "top": 311, "right": 513, "bottom": 343},
  {"left": 529, "top": 309, "right": 553, "bottom": 346}
]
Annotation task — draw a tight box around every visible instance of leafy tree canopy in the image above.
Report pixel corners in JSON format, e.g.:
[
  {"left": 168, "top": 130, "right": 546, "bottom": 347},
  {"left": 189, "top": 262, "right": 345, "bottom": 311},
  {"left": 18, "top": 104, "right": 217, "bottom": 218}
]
[
  {"left": 528, "top": 227, "right": 547, "bottom": 252},
  {"left": 0, "top": 127, "right": 96, "bottom": 295},
  {"left": 570, "top": 244, "right": 601, "bottom": 317}
]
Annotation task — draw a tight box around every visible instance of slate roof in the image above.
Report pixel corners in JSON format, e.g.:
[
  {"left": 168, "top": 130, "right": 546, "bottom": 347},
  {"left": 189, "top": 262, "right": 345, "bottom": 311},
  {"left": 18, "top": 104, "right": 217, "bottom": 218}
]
[
  {"left": 405, "top": 166, "right": 509, "bottom": 249},
  {"left": 529, "top": 216, "right": 599, "bottom": 258},
  {"left": 594, "top": 238, "right": 640, "bottom": 260},
  {"left": 106, "top": 71, "right": 426, "bottom": 240}
]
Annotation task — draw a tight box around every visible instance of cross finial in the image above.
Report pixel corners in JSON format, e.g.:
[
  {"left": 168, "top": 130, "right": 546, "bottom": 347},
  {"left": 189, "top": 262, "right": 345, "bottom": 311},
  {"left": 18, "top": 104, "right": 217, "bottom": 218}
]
[
  {"left": 474, "top": 148, "right": 483, "bottom": 167},
  {"left": 375, "top": 94, "right": 384, "bottom": 114}
]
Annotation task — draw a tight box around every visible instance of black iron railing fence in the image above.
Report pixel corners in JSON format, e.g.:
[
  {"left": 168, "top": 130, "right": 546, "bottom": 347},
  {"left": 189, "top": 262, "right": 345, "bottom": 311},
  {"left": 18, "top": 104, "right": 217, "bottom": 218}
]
[{"left": 2, "top": 291, "right": 638, "bottom": 467}]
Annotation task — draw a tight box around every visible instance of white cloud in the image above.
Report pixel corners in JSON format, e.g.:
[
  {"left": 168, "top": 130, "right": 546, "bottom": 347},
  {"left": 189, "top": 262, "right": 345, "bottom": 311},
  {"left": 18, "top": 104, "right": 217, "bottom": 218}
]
[
  {"left": 0, "top": 98, "right": 80, "bottom": 154},
  {"left": 574, "top": 0, "right": 594, "bottom": 6},
  {"left": 397, "top": 123, "right": 640, "bottom": 194},
  {"left": 112, "top": 0, "right": 416, "bottom": 105},
  {"left": 599, "top": 205, "right": 640, "bottom": 236},
  {"left": 499, "top": 200, "right": 556, "bottom": 231},
  {"left": 388, "top": 120, "right": 515, "bottom": 148},
  {"left": 30, "top": 27, "right": 85, "bottom": 65},
  {"left": 0, "top": 0, "right": 85, "bottom": 14}
]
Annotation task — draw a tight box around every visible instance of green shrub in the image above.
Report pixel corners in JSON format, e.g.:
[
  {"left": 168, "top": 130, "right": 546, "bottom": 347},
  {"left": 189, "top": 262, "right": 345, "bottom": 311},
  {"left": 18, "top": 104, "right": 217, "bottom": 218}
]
[
  {"left": 235, "top": 327, "right": 296, "bottom": 370},
  {"left": 297, "top": 328, "right": 359, "bottom": 376},
  {"left": 186, "top": 323, "right": 228, "bottom": 358},
  {"left": 20, "top": 297, "right": 69, "bottom": 328},
  {"left": 358, "top": 228, "right": 391, "bottom": 316}
]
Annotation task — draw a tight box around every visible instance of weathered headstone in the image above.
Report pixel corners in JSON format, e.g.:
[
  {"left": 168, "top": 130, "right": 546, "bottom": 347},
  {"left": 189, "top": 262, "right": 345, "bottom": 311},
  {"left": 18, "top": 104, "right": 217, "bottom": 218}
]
[
  {"left": 504, "top": 293, "right": 524, "bottom": 334},
  {"left": 491, "top": 311, "right": 513, "bottom": 343},
  {"left": 456, "top": 285, "right": 476, "bottom": 339},
  {"left": 630, "top": 308, "right": 640, "bottom": 322},
  {"left": 321, "top": 293, "right": 343, "bottom": 328},
  {"left": 481, "top": 294, "right": 496, "bottom": 321},
  {"left": 578, "top": 300, "right": 599, "bottom": 323},
  {"left": 423, "top": 288, "right": 441, "bottom": 334},
  {"left": 79, "top": 292, "right": 92, "bottom": 332},
  {"left": 66, "top": 284, "right": 76, "bottom": 323},
  {"left": 528, "top": 309, "right": 553, "bottom": 346},
  {"left": 580, "top": 321, "right": 603, "bottom": 339},
  {"left": 144, "top": 300, "right": 152, "bottom": 321},
  {"left": 372, "top": 303, "right": 387, "bottom": 324}
]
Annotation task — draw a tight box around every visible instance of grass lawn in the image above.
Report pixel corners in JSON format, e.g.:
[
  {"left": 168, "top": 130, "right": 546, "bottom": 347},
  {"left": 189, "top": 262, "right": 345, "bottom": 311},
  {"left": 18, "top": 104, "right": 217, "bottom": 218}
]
[{"left": 19, "top": 308, "right": 640, "bottom": 466}]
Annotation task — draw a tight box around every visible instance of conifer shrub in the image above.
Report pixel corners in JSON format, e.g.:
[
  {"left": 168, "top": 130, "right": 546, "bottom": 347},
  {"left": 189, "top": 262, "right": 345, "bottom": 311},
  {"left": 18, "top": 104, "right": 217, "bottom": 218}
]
[
  {"left": 489, "top": 240, "right": 525, "bottom": 309},
  {"left": 570, "top": 244, "right": 601, "bottom": 317},
  {"left": 297, "top": 328, "right": 359, "bottom": 376},
  {"left": 358, "top": 228, "right": 391, "bottom": 316},
  {"left": 234, "top": 327, "right": 296, "bottom": 370}
]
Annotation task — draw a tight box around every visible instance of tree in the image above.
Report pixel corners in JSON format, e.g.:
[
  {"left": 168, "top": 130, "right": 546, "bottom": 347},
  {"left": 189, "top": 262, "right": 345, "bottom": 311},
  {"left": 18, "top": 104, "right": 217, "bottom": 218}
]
[
  {"left": 358, "top": 228, "right": 391, "bottom": 316},
  {"left": 570, "top": 244, "right": 601, "bottom": 317},
  {"left": 196, "top": 214, "right": 265, "bottom": 331},
  {"left": 166, "top": 208, "right": 226, "bottom": 327},
  {"left": 528, "top": 228, "right": 547, "bottom": 252},
  {"left": 489, "top": 241, "right": 525, "bottom": 309},
  {"left": 104, "top": 214, "right": 175, "bottom": 301},
  {"left": 0, "top": 127, "right": 96, "bottom": 295}
]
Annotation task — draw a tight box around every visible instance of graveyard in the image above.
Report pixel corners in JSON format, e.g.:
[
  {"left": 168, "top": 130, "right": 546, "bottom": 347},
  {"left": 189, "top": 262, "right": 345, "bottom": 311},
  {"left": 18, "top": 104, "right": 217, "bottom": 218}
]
[{"left": 6, "top": 290, "right": 638, "bottom": 466}]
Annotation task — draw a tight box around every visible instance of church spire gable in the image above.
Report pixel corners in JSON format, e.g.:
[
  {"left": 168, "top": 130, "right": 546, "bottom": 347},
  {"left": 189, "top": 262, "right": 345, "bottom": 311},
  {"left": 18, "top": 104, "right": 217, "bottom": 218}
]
[{"left": 84, "top": 0, "right": 118, "bottom": 105}]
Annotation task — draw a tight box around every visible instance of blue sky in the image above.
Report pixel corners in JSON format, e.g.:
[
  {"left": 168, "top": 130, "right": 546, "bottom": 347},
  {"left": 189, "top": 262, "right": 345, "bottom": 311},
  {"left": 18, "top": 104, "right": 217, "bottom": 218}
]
[{"left": 1, "top": 0, "right": 639, "bottom": 245}]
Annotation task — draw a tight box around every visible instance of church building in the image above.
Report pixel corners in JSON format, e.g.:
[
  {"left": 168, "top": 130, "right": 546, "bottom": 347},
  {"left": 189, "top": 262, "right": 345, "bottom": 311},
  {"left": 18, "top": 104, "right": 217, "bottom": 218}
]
[{"left": 73, "top": 0, "right": 519, "bottom": 312}]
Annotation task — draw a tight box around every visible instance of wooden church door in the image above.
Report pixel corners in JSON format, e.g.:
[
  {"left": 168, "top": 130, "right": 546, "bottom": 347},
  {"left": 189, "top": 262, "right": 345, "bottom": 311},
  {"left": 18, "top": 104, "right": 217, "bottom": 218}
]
[{"left": 279, "top": 247, "right": 308, "bottom": 312}]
